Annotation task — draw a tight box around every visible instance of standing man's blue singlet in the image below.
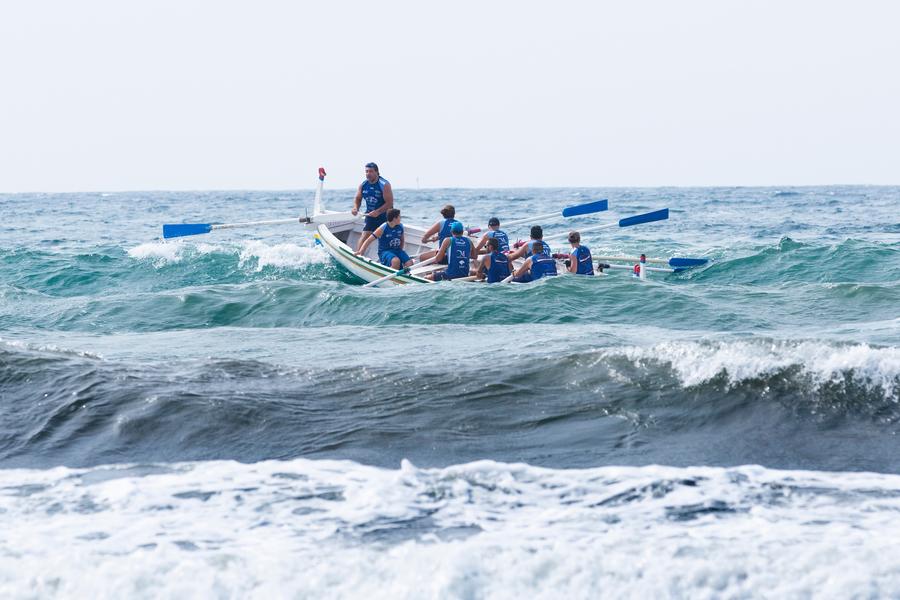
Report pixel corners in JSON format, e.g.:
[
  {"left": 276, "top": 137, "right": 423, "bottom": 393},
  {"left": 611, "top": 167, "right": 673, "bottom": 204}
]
[{"left": 362, "top": 177, "right": 390, "bottom": 232}]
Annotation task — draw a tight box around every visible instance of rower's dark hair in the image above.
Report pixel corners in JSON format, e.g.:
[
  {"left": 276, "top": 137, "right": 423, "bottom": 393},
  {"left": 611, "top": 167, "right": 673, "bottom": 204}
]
[
  {"left": 568, "top": 231, "right": 580, "bottom": 244},
  {"left": 386, "top": 208, "right": 401, "bottom": 221},
  {"left": 486, "top": 237, "right": 499, "bottom": 251},
  {"left": 530, "top": 225, "right": 543, "bottom": 239},
  {"left": 440, "top": 205, "right": 455, "bottom": 219}
]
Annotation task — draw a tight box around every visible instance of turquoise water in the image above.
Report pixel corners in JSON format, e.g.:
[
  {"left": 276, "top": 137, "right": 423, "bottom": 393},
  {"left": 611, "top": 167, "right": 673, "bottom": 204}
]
[{"left": 1, "top": 185, "right": 899, "bottom": 596}]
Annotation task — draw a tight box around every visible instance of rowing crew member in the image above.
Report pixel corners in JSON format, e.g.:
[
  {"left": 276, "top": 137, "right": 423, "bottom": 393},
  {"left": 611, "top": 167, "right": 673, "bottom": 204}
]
[
  {"left": 475, "top": 217, "right": 510, "bottom": 255},
  {"left": 352, "top": 162, "right": 394, "bottom": 252},
  {"left": 355, "top": 208, "right": 413, "bottom": 270},
  {"left": 427, "top": 221, "right": 475, "bottom": 281},
  {"left": 506, "top": 225, "right": 551, "bottom": 261},
  {"left": 567, "top": 231, "right": 594, "bottom": 275},
  {"left": 511, "top": 240, "right": 557, "bottom": 283},
  {"left": 419, "top": 204, "right": 459, "bottom": 263},
  {"left": 476, "top": 237, "right": 511, "bottom": 283}
]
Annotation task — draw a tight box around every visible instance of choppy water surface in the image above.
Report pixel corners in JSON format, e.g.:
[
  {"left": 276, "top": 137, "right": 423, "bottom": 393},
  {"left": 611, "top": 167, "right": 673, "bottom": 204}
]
[{"left": 1, "top": 186, "right": 898, "bottom": 597}]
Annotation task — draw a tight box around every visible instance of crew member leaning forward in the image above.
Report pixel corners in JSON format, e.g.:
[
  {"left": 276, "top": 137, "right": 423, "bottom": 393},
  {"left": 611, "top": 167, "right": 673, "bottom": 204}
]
[
  {"left": 352, "top": 162, "right": 394, "bottom": 252},
  {"left": 476, "top": 236, "right": 511, "bottom": 283},
  {"left": 427, "top": 221, "right": 476, "bottom": 281},
  {"left": 567, "top": 231, "right": 595, "bottom": 275},
  {"left": 355, "top": 208, "right": 413, "bottom": 270}
]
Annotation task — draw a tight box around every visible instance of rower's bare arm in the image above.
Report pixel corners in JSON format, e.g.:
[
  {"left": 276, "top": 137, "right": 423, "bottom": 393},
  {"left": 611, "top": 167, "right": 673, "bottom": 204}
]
[
  {"left": 507, "top": 245, "right": 526, "bottom": 261},
  {"left": 356, "top": 227, "right": 380, "bottom": 255},
  {"left": 351, "top": 186, "right": 363, "bottom": 216},
  {"left": 568, "top": 253, "right": 578, "bottom": 273},
  {"left": 435, "top": 238, "right": 451, "bottom": 263},
  {"left": 475, "top": 234, "right": 489, "bottom": 254},
  {"left": 381, "top": 183, "right": 394, "bottom": 215},
  {"left": 421, "top": 222, "right": 440, "bottom": 244},
  {"left": 476, "top": 256, "right": 489, "bottom": 280},
  {"left": 514, "top": 259, "right": 530, "bottom": 278}
]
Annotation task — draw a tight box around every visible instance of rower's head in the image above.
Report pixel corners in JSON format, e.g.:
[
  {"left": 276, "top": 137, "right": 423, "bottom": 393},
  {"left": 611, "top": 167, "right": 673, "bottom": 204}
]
[
  {"left": 441, "top": 205, "right": 456, "bottom": 219},
  {"left": 486, "top": 237, "right": 500, "bottom": 252},
  {"left": 530, "top": 225, "right": 543, "bottom": 240},
  {"left": 386, "top": 208, "right": 401, "bottom": 225},
  {"left": 488, "top": 217, "right": 500, "bottom": 230},
  {"left": 568, "top": 231, "right": 581, "bottom": 246},
  {"left": 364, "top": 162, "right": 379, "bottom": 183},
  {"left": 450, "top": 221, "right": 464, "bottom": 237}
]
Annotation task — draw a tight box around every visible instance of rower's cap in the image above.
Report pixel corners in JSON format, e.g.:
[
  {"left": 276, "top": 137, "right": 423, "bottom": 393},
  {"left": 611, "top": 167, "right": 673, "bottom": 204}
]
[
  {"left": 451, "top": 221, "right": 464, "bottom": 234},
  {"left": 488, "top": 217, "right": 500, "bottom": 227}
]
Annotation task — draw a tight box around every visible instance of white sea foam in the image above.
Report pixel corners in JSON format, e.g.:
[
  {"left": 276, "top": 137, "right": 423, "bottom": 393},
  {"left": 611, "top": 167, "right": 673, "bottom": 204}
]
[
  {"left": 126, "top": 241, "right": 184, "bottom": 265},
  {"left": 1, "top": 458, "right": 900, "bottom": 598},
  {"left": 610, "top": 340, "right": 900, "bottom": 398},
  {"left": 238, "top": 240, "right": 329, "bottom": 270}
]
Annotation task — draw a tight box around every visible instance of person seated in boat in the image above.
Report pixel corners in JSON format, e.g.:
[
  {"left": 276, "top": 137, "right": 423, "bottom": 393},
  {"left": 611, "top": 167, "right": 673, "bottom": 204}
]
[
  {"left": 506, "top": 225, "right": 552, "bottom": 262},
  {"left": 475, "top": 217, "right": 510, "bottom": 255},
  {"left": 475, "top": 237, "right": 511, "bottom": 283},
  {"left": 427, "top": 221, "right": 475, "bottom": 281},
  {"left": 566, "top": 231, "right": 594, "bottom": 275},
  {"left": 511, "top": 241, "right": 558, "bottom": 283},
  {"left": 352, "top": 162, "right": 394, "bottom": 252},
  {"left": 419, "top": 205, "right": 459, "bottom": 263},
  {"left": 355, "top": 208, "right": 413, "bottom": 270}
]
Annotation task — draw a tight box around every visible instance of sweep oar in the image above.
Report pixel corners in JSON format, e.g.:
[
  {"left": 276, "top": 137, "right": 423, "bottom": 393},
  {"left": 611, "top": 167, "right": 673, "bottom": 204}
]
[
  {"left": 500, "top": 199, "right": 608, "bottom": 229},
  {"left": 592, "top": 255, "right": 708, "bottom": 268},
  {"left": 541, "top": 208, "right": 669, "bottom": 242},
  {"left": 362, "top": 256, "right": 438, "bottom": 288},
  {"left": 161, "top": 167, "right": 359, "bottom": 239},
  {"left": 162, "top": 212, "right": 360, "bottom": 239}
]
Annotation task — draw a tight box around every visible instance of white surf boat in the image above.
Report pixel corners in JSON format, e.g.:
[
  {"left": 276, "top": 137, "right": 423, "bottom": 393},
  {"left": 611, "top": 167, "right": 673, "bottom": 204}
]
[{"left": 161, "top": 167, "right": 707, "bottom": 286}]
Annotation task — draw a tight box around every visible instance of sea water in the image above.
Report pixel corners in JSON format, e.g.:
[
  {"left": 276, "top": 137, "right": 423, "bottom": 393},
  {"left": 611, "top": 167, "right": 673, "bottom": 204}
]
[{"left": 0, "top": 186, "right": 898, "bottom": 597}]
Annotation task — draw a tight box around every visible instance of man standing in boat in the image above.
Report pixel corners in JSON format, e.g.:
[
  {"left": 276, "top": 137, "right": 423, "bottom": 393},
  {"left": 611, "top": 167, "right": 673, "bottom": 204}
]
[
  {"left": 427, "top": 221, "right": 476, "bottom": 281},
  {"left": 352, "top": 162, "right": 394, "bottom": 252},
  {"left": 475, "top": 217, "right": 510, "bottom": 255}
]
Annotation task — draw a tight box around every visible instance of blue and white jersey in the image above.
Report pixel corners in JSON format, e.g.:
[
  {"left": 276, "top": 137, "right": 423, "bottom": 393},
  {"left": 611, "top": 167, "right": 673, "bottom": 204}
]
[
  {"left": 377, "top": 222, "right": 403, "bottom": 254},
  {"left": 572, "top": 245, "right": 594, "bottom": 275},
  {"left": 486, "top": 229, "right": 510, "bottom": 253},
  {"left": 486, "top": 250, "right": 510, "bottom": 283},
  {"left": 530, "top": 252, "right": 558, "bottom": 280},
  {"left": 526, "top": 240, "right": 551, "bottom": 256},
  {"left": 438, "top": 218, "right": 460, "bottom": 246},
  {"left": 361, "top": 177, "right": 389, "bottom": 213},
  {"left": 446, "top": 236, "right": 471, "bottom": 278}
]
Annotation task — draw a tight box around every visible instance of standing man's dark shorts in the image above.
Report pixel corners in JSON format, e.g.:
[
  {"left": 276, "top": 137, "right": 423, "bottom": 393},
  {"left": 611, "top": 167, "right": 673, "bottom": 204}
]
[{"left": 363, "top": 213, "right": 387, "bottom": 232}]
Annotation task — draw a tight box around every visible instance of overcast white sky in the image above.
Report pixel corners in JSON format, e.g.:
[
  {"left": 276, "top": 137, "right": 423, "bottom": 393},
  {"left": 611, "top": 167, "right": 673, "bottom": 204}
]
[{"left": 1, "top": 0, "right": 898, "bottom": 191}]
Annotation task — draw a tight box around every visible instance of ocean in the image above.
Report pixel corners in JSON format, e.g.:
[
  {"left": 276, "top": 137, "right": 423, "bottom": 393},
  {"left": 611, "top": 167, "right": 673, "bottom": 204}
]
[{"left": 1, "top": 185, "right": 898, "bottom": 597}]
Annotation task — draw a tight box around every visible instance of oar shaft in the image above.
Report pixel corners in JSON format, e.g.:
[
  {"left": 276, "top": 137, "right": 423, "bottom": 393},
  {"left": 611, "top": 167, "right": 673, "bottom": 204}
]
[{"left": 211, "top": 218, "right": 297, "bottom": 231}]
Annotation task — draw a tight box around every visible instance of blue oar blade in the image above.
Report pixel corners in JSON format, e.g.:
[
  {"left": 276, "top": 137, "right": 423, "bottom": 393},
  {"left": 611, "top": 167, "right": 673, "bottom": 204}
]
[
  {"left": 561, "top": 199, "right": 608, "bottom": 218},
  {"left": 668, "top": 257, "right": 708, "bottom": 268},
  {"left": 618, "top": 208, "right": 669, "bottom": 228},
  {"left": 163, "top": 223, "right": 213, "bottom": 239}
]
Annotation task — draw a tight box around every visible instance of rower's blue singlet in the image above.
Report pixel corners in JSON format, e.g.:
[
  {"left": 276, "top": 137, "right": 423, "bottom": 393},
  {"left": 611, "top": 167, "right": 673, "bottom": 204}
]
[
  {"left": 486, "top": 229, "right": 510, "bottom": 252},
  {"left": 361, "top": 177, "right": 389, "bottom": 232},
  {"left": 527, "top": 240, "right": 551, "bottom": 256},
  {"left": 438, "top": 218, "right": 460, "bottom": 246},
  {"left": 446, "top": 236, "right": 471, "bottom": 278},
  {"left": 377, "top": 222, "right": 403, "bottom": 254},
  {"left": 572, "top": 245, "right": 594, "bottom": 275},
  {"left": 486, "top": 250, "right": 510, "bottom": 283},
  {"left": 530, "top": 252, "right": 558, "bottom": 280}
]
